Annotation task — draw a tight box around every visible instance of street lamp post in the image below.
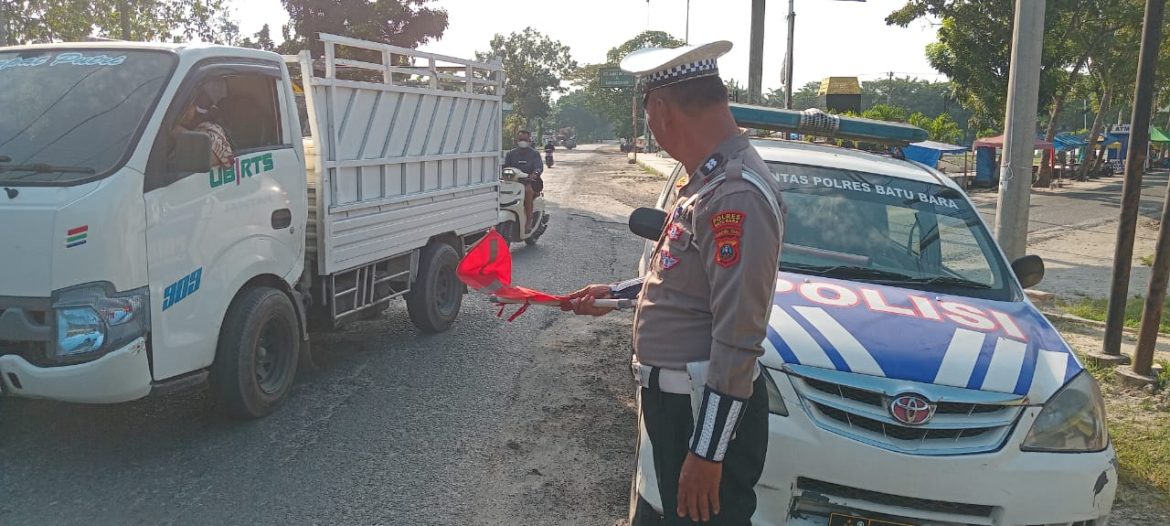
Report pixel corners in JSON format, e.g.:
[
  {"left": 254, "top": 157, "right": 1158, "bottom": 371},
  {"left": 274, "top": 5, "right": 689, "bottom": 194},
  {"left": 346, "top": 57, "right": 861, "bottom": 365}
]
[
  {"left": 784, "top": 0, "right": 795, "bottom": 108},
  {"left": 783, "top": 0, "right": 865, "bottom": 109}
]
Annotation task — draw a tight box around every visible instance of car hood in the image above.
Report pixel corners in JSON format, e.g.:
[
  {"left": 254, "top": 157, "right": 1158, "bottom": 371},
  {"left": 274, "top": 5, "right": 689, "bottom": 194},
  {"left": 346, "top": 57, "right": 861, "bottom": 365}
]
[{"left": 760, "top": 271, "right": 1081, "bottom": 404}]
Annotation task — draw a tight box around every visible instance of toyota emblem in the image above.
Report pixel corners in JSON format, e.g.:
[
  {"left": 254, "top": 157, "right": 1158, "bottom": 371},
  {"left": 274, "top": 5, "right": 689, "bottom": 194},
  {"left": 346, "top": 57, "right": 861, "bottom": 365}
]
[{"left": 889, "top": 394, "right": 935, "bottom": 426}]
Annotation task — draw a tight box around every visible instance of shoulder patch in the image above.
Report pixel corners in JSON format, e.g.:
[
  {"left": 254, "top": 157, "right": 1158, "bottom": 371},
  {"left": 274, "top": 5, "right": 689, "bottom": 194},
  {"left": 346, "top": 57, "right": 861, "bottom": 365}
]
[
  {"left": 711, "top": 210, "right": 745, "bottom": 268},
  {"left": 715, "top": 238, "right": 740, "bottom": 268},
  {"left": 711, "top": 211, "right": 746, "bottom": 233}
]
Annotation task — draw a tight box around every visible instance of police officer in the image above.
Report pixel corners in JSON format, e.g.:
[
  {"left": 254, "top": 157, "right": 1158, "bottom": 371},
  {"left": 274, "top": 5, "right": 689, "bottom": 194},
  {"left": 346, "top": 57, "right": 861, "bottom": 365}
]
[
  {"left": 503, "top": 129, "right": 544, "bottom": 231},
  {"left": 565, "top": 41, "right": 784, "bottom": 525}
]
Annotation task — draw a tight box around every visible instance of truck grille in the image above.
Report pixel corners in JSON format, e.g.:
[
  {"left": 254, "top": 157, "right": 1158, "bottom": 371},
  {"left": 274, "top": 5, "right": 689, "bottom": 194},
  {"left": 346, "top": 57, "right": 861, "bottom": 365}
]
[{"left": 790, "top": 370, "right": 1024, "bottom": 455}]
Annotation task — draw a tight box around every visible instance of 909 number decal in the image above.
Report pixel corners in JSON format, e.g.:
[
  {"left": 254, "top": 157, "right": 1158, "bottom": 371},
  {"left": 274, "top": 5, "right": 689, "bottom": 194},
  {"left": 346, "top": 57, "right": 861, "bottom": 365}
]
[{"left": 162, "top": 268, "right": 203, "bottom": 311}]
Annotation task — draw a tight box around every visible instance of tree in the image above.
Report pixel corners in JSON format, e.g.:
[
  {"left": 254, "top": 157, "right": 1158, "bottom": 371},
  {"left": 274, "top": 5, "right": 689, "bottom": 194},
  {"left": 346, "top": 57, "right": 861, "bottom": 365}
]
[
  {"left": 862, "top": 104, "right": 909, "bottom": 123},
  {"left": 477, "top": 28, "right": 576, "bottom": 138},
  {"left": 547, "top": 91, "right": 613, "bottom": 142},
  {"left": 278, "top": 0, "right": 448, "bottom": 56},
  {"left": 573, "top": 30, "right": 685, "bottom": 139},
  {"left": 239, "top": 24, "right": 277, "bottom": 52},
  {"left": 910, "top": 112, "right": 963, "bottom": 143},
  {"left": 726, "top": 79, "right": 749, "bottom": 103},
  {"left": 4, "top": 0, "right": 238, "bottom": 44}
]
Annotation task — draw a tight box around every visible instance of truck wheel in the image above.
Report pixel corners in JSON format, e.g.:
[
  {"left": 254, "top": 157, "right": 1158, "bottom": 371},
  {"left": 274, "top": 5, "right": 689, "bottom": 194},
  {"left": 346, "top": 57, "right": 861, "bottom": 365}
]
[
  {"left": 210, "top": 287, "right": 301, "bottom": 419},
  {"left": 406, "top": 241, "right": 463, "bottom": 333}
]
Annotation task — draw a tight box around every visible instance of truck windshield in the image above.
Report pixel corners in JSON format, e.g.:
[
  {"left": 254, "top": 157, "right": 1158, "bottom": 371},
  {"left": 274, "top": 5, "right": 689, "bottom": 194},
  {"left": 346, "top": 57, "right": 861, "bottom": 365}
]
[
  {"left": 768, "top": 162, "right": 1016, "bottom": 301},
  {"left": 0, "top": 49, "right": 175, "bottom": 185}
]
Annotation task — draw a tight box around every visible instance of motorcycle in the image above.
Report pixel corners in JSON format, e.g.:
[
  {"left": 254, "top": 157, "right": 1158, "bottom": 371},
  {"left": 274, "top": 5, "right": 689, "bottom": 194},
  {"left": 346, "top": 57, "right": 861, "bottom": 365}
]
[
  {"left": 544, "top": 145, "right": 555, "bottom": 168},
  {"left": 497, "top": 167, "right": 549, "bottom": 245}
]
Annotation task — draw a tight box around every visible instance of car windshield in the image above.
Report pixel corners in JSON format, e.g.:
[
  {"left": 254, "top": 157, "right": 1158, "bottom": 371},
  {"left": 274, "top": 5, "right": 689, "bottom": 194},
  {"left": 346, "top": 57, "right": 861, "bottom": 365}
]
[
  {"left": 0, "top": 49, "right": 175, "bottom": 185},
  {"left": 768, "top": 162, "right": 1016, "bottom": 301}
]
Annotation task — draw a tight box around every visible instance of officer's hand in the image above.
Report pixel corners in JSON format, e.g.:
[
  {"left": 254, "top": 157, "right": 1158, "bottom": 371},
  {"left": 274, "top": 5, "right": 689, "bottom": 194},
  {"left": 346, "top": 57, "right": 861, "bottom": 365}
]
[
  {"left": 677, "top": 453, "right": 722, "bottom": 522},
  {"left": 561, "top": 285, "right": 614, "bottom": 317}
]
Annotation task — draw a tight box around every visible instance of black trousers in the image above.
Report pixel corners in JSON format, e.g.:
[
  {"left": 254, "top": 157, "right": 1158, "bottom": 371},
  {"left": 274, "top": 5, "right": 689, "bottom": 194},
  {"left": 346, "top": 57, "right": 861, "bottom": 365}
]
[{"left": 632, "top": 372, "right": 769, "bottom": 526}]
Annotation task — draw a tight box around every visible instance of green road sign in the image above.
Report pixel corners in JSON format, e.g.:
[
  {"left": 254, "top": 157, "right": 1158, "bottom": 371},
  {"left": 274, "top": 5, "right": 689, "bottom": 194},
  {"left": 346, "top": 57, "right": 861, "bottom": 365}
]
[{"left": 600, "top": 67, "right": 636, "bottom": 88}]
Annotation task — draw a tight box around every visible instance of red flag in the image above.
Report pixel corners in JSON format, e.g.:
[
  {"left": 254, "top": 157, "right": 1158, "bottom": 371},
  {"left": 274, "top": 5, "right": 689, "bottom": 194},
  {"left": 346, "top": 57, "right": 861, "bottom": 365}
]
[{"left": 457, "top": 229, "right": 569, "bottom": 320}]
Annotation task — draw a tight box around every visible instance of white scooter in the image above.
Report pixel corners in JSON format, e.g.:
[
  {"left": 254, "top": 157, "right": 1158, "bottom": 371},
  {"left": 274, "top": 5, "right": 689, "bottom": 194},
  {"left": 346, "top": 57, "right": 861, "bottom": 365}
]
[{"left": 498, "top": 167, "right": 549, "bottom": 245}]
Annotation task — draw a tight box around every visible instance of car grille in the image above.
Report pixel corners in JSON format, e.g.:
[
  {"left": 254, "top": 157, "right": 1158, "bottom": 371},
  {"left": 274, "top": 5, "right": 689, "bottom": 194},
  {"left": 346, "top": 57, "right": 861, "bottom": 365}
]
[{"left": 790, "top": 370, "right": 1024, "bottom": 455}]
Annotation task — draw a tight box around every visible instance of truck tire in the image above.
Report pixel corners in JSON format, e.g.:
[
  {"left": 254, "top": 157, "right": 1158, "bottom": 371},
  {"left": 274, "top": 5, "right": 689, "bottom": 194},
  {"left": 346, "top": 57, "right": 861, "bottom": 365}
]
[
  {"left": 406, "top": 241, "right": 463, "bottom": 333},
  {"left": 210, "top": 287, "right": 301, "bottom": 419}
]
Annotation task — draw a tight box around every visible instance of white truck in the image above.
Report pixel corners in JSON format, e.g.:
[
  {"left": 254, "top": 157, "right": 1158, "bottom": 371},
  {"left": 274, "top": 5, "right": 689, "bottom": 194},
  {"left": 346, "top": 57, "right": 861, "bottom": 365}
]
[{"left": 0, "top": 34, "right": 504, "bottom": 418}]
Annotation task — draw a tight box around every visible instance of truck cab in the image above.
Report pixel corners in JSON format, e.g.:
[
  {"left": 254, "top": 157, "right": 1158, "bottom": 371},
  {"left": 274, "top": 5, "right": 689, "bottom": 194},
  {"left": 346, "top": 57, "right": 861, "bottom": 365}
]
[{"left": 0, "top": 36, "right": 503, "bottom": 418}]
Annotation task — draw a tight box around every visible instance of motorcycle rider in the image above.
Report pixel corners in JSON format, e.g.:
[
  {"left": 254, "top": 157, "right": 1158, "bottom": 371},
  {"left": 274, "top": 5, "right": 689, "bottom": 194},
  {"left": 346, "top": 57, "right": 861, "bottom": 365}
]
[
  {"left": 544, "top": 139, "right": 556, "bottom": 167},
  {"left": 503, "top": 130, "right": 544, "bottom": 231}
]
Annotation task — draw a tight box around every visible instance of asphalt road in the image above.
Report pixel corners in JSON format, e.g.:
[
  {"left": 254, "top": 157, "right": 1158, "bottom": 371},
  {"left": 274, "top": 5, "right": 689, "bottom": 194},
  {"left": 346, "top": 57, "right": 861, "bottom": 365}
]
[
  {"left": 0, "top": 145, "right": 649, "bottom": 526},
  {"left": 968, "top": 171, "right": 1170, "bottom": 236}
]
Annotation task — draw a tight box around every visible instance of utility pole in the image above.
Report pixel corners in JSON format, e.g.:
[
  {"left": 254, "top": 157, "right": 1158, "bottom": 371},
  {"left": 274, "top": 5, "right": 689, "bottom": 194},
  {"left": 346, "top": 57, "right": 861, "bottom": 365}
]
[
  {"left": 0, "top": 0, "right": 8, "bottom": 47},
  {"left": 1109, "top": 0, "right": 1168, "bottom": 380},
  {"left": 685, "top": 0, "right": 691, "bottom": 45},
  {"left": 783, "top": 0, "right": 796, "bottom": 109},
  {"left": 993, "top": 0, "right": 1045, "bottom": 261},
  {"left": 120, "top": 0, "right": 131, "bottom": 40},
  {"left": 887, "top": 71, "right": 894, "bottom": 106},
  {"left": 748, "top": 0, "right": 765, "bottom": 104}
]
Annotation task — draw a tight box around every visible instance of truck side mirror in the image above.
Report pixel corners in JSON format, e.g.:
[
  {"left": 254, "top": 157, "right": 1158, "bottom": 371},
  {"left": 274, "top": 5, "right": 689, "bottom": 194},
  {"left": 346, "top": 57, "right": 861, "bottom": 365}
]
[
  {"left": 168, "top": 131, "right": 211, "bottom": 174},
  {"left": 1012, "top": 255, "right": 1045, "bottom": 289},
  {"left": 629, "top": 207, "right": 667, "bottom": 241}
]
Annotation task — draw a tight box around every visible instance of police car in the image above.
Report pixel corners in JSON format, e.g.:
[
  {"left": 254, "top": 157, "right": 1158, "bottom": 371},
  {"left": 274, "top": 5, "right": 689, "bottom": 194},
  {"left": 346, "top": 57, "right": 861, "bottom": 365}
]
[{"left": 632, "top": 105, "right": 1117, "bottom": 526}]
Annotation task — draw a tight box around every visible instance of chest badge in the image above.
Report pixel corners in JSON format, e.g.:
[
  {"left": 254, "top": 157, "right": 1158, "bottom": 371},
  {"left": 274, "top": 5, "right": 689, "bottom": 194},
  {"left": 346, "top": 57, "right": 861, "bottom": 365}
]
[
  {"left": 666, "top": 223, "right": 684, "bottom": 241},
  {"left": 660, "top": 251, "right": 680, "bottom": 270}
]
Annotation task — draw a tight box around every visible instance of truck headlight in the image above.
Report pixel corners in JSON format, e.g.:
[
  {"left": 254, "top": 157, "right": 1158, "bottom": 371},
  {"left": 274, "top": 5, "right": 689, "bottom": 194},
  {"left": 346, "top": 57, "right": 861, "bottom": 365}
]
[
  {"left": 52, "top": 284, "right": 148, "bottom": 362},
  {"left": 762, "top": 368, "right": 789, "bottom": 416},
  {"left": 1021, "top": 372, "right": 1108, "bottom": 452}
]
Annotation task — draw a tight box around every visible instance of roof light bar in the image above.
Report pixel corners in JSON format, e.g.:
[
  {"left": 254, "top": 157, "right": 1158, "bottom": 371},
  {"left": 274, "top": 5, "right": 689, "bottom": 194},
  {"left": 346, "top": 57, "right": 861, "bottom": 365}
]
[{"left": 730, "top": 103, "right": 928, "bottom": 146}]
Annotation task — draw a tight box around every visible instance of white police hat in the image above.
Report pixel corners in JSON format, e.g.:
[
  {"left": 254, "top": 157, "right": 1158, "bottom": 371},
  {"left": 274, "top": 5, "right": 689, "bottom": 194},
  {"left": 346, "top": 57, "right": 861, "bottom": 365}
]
[{"left": 620, "top": 40, "right": 733, "bottom": 93}]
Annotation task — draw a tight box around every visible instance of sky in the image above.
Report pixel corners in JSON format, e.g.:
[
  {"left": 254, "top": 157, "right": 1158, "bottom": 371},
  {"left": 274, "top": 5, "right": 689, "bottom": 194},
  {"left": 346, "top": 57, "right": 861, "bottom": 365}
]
[{"left": 234, "top": 0, "right": 943, "bottom": 92}]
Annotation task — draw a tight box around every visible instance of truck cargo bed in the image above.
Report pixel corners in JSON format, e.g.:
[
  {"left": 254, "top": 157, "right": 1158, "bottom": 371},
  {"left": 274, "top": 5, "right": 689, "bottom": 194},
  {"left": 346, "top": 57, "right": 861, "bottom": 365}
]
[{"left": 294, "top": 34, "right": 504, "bottom": 277}]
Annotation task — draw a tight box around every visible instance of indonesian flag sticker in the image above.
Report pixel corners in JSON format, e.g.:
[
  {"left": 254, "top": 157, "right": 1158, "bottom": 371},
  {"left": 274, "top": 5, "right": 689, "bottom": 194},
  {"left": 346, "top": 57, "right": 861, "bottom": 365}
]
[{"left": 456, "top": 229, "right": 570, "bottom": 321}]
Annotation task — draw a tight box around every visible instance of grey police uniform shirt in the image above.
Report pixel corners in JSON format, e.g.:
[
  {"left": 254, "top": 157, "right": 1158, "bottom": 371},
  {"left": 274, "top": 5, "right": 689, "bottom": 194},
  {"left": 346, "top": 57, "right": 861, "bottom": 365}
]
[
  {"left": 504, "top": 147, "right": 544, "bottom": 177},
  {"left": 633, "top": 135, "right": 785, "bottom": 401}
]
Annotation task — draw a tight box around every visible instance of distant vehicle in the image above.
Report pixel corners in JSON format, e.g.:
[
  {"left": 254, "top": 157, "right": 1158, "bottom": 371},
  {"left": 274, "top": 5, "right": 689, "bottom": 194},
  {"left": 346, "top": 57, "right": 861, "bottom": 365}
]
[
  {"left": 629, "top": 105, "right": 1117, "bottom": 526},
  {"left": 0, "top": 35, "right": 504, "bottom": 418}
]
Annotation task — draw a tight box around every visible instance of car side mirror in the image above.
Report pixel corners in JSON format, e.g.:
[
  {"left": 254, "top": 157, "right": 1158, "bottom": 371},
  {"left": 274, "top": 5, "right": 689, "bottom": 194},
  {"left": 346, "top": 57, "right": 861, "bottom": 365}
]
[
  {"left": 629, "top": 207, "right": 667, "bottom": 241},
  {"left": 168, "top": 131, "right": 211, "bottom": 174},
  {"left": 1012, "top": 255, "right": 1045, "bottom": 289}
]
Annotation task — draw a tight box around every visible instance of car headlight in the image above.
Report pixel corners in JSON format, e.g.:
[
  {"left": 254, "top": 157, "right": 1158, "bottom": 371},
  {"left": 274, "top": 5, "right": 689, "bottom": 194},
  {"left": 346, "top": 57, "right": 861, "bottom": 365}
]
[
  {"left": 762, "top": 368, "right": 789, "bottom": 416},
  {"left": 1021, "top": 371, "right": 1108, "bottom": 452},
  {"left": 52, "top": 284, "right": 149, "bottom": 362}
]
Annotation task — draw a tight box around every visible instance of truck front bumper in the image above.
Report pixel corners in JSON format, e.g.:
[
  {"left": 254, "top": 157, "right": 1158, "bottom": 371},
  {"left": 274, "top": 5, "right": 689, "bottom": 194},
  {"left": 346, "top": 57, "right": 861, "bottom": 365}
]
[{"left": 0, "top": 338, "right": 152, "bottom": 404}]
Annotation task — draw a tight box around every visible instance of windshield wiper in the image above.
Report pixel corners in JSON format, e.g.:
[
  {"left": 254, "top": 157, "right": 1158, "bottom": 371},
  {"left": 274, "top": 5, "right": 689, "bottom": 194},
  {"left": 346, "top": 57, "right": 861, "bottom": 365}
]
[
  {"left": 0, "top": 162, "right": 96, "bottom": 175},
  {"left": 891, "top": 275, "right": 992, "bottom": 289},
  {"left": 0, "top": 155, "right": 10, "bottom": 163},
  {"left": 783, "top": 263, "right": 915, "bottom": 281},
  {"left": 783, "top": 263, "right": 992, "bottom": 290}
]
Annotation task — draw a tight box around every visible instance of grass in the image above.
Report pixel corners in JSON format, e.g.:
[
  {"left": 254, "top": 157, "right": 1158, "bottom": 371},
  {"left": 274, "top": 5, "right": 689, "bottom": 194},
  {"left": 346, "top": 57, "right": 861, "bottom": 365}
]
[
  {"left": 1109, "top": 411, "right": 1170, "bottom": 499},
  {"left": 1059, "top": 295, "right": 1170, "bottom": 334},
  {"left": 1141, "top": 254, "right": 1156, "bottom": 267},
  {"left": 1072, "top": 348, "right": 1170, "bottom": 504},
  {"left": 636, "top": 161, "right": 665, "bottom": 178}
]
